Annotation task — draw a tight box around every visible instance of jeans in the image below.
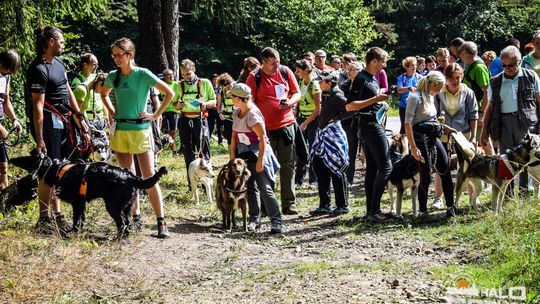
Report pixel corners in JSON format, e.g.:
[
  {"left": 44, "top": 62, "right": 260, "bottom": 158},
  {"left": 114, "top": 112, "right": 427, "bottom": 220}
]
[
  {"left": 361, "top": 121, "right": 392, "bottom": 215},
  {"left": 246, "top": 161, "right": 281, "bottom": 225},
  {"left": 417, "top": 138, "right": 454, "bottom": 212}
]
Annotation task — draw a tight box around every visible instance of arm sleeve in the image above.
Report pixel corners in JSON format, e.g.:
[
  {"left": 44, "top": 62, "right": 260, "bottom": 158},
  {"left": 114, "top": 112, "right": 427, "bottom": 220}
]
[
  {"left": 404, "top": 94, "right": 418, "bottom": 124},
  {"left": 466, "top": 89, "right": 479, "bottom": 119},
  {"left": 247, "top": 109, "right": 265, "bottom": 129},
  {"left": 142, "top": 68, "right": 159, "bottom": 87},
  {"left": 104, "top": 72, "right": 115, "bottom": 89},
  {"left": 28, "top": 66, "right": 48, "bottom": 94}
]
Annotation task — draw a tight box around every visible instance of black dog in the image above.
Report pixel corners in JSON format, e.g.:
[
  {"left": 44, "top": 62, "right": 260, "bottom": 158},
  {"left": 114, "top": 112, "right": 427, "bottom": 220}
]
[
  {"left": 11, "top": 155, "right": 167, "bottom": 237},
  {"left": 0, "top": 173, "right": 38, "bottom": 213}
]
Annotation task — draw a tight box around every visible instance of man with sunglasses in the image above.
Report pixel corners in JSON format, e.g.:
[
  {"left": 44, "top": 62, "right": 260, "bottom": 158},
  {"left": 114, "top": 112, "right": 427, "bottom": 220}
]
[{"left": 481, "top": 45, "right": 540, "bottom": 193}]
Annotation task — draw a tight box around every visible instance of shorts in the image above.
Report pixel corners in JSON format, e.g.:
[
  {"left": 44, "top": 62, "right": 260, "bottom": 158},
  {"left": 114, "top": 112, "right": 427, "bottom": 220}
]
[
  {"left": 0, "top": 142, "right": 7, "bottom": 163},
  {"left": 29, "top": 118, "right": 68, "bottom": 160},
  {"left": 110, "top": 128, "right": 154, "bottom": 154},
  {"left": 162, "top": 112, "right": 179, "bottom": 132}
]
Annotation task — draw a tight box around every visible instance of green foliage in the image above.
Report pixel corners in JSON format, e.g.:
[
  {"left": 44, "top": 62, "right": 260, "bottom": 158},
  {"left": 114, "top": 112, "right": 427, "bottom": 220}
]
[{"left": 249, "top": 0, "right": 378, "bottom": 64}]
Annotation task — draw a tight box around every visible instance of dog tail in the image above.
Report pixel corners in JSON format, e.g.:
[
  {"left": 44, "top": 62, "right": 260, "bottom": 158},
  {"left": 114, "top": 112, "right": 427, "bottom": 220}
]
[{"left": 133, "top": 167, "right": 168, "bottom": 189}]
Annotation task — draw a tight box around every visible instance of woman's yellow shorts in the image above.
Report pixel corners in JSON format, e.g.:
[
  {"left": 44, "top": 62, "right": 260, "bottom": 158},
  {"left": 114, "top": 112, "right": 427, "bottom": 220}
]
[{"left": 110, "top": 129, "right": 154, "bottom": 154}]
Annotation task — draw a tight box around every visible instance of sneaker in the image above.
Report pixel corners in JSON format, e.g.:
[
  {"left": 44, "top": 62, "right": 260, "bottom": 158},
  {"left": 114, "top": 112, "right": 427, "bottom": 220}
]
[
  {"left": 366, "top": 212, "right": 392, "bottom": 224},
  {"left": 129, "top": 214, "right": 143, "bottom": 232},
  {"left": 157, "top": 222, "right": 170, "bottom": 239},
  {"left": 247, "top": 221, "right": 261, "bottom": 232},
  {"left": 415, "top": 211, "right": 430, "bottom": 222},
  {"left": 329, "top": 207, "right": 350, "bottom": 217},
  {"left": 309, "top": 207, "right": 331, "bottom": 216},
  {"left": 282, "top": 205, "right": 299, "bottom": 215},
  {"left": 270, "top": 222, "right": 283, "bottom": 234},
  {"left": 53, "top": 212, "right": 72, "bottom": 233},
  {"left": 432, "top": 197, "right": 445, "bottom": 210},
  {"left": 446, "top": 206, "right": 456, "bottom": 218},
  {"left": 35, "top": 217, "right": 54, "bottom": 235}
]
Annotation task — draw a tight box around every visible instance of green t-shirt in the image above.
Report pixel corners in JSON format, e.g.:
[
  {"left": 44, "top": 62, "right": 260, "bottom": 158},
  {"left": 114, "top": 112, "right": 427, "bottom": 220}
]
[
  {"left": 162, "top": 80, "right": 181, "bottom": 113},
  {"left": 463, "top": 60, "right": 490, "bottom": 107},
  {"left": 104, "top": 67, "right": 159, "bottom": 130},
  {"left": 298, "top": 79, "right": 321, "bottom": 116},
  {"left": 72, "top": 73, "right": 105, "bottom": 120},
  {"left": 178, "top": 78, "right": 216, "bottom": 116}
]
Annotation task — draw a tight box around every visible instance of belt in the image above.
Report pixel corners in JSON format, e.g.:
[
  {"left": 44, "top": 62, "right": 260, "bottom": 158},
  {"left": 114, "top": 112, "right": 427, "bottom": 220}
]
[
  {"left": 501, "top": 112, "right": 518, "bottom": 116},
  {"left": 116, "top": 118, "right": 145, "bottom": 124},
  {"left": 183, "top": 111, "right": 201, "bottom": 118}
]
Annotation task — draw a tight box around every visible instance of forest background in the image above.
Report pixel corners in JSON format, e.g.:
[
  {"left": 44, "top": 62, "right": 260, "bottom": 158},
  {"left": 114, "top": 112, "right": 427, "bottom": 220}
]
[{"left": 0, "top": 0, "right": 539, "bottom": 123}]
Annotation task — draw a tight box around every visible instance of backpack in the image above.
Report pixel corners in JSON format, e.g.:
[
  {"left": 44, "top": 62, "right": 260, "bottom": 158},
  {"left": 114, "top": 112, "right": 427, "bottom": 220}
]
[
  {"left": 464, "top": 60, "right": 484, "bottom": 102},
  {"left": 254, "top": 65, "right": 289, "bottom": 90}
]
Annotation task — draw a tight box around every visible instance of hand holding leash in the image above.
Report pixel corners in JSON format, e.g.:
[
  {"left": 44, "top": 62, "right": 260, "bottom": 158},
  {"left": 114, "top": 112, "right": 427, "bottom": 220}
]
[{"left": 12, "top": 119, "right": 23, "bottom": 136}]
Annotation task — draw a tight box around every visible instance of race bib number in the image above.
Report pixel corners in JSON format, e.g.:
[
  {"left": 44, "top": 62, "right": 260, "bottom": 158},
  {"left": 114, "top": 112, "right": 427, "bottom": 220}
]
[
  {"left": 275, "top": 84, "right": 286, "bottom": 100},
  {"left": 512, "top": 83, "right": 518, "bottom": 101},
  {"left": 238, "top": 133, "right": 251, "bottom": 145},
  {"left": 51, "top": 114, "right": 64, "bottom": 129}
]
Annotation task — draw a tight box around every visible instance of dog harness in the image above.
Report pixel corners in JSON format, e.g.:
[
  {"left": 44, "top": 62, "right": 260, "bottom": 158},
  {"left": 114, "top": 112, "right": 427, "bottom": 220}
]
[
  {"left": 56, "top": 163, "right": 90, "bottom": 197},
  {"left": 497, "top": 155, "right": 518, "bottom": 180}
]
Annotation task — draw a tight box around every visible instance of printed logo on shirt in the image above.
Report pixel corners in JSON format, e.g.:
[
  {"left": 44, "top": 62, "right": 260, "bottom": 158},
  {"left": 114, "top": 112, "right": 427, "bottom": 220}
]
[{"left": 31, "top": 83, "right": 43, "bottom": 90}]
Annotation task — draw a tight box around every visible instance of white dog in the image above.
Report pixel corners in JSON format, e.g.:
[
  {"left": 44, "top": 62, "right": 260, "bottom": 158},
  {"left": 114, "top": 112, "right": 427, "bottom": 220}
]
[{"left": 188, "top": 158, "right": 215, "bottom": 205}]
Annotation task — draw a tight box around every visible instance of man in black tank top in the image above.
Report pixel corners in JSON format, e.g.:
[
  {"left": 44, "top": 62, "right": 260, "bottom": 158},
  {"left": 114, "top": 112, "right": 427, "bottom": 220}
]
[
  {"left": 345, "top": 47, "right": 392, "bottom": 223},
  {"left": 26, "top": 26, "right": 89, "bottom": 234}
]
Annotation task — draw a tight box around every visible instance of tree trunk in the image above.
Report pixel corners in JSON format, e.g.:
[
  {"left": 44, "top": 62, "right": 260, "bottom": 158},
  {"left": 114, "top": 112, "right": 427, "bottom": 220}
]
[
  {"left": 136, "top": 0, "right": 169, "bottom": 74},
  {"left": 161, "top": 0, "right": 180, "bottom": 78}
]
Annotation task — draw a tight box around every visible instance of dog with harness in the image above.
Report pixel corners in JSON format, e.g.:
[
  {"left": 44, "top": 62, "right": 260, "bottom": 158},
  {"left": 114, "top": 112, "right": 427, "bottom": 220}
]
[
  {"left": 11, "top": 154, "right": 167, "bottom": 238},
  {"left": 216, "top": 158, "right": 251, "bottom": 231},
  {"left": 453, "top": 132, "right": 540, "bottom": 213}
]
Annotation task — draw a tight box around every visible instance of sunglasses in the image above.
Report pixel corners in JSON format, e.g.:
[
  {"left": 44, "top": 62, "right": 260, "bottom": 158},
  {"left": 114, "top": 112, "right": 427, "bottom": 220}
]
[
  {"left": 502, "top": 63, "right": 518, "bottom": 68},
  {"left": 111, "top": 52, "right": 127, "bottom": 59}
]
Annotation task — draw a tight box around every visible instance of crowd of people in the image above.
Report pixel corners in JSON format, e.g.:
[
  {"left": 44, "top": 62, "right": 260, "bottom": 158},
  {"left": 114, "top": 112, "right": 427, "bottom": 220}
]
[{"left": 1, "top": 25, "right": 540, "bottom": 236}]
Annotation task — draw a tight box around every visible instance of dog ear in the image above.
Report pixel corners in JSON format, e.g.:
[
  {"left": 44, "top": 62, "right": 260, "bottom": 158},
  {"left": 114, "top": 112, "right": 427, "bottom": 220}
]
[{"left": 243, "top": 166, "right": 252, "bottom": 179}]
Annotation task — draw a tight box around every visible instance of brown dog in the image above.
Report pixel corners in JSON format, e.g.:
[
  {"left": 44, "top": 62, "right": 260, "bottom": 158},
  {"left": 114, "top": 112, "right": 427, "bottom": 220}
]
[{"left": 216, "top": 158, "right": 251, "bottom": 232}]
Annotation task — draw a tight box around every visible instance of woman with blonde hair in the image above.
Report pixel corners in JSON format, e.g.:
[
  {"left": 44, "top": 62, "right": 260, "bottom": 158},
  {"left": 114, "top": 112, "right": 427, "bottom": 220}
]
[
  {"left": 404, "top": 71, "right": 456, "bottom": 220},
  {"left": 397, "top": 56, "right": 421, "bottom": 134},
  {"left": 101, "top": 37, "right": 174, "bottom": 238}
]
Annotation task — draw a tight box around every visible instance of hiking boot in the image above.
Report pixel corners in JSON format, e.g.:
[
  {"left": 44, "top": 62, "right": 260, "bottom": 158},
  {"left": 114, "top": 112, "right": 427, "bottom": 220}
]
[
  {"left": 329, "top": 207, "right": 350, "bottom": 217},
  {"left": 270, "top": 222, "right": 283, "bottom": 234},
  {"left": 53, "top": 212, "right": 72, "bottom": 234},
  {"left": 157, "top": 221, "right": 170, "bottom": 239},
  {"left": 35, "top": 217, "right": 54, "bottom": 235},
  {"left": 432, "top": 197, "right": 445, "bottom": 210},
  {"left": 282, "top": 205, "right": 298, "bottom": 215},
  {"left": 309, "top": 207, "right": 331, "bottom": 216},
  {"left": 366, "top": 212, "right": 392, "bottom": 224},
  {"left": 129, "top": 214, "right": 143, "bottom": 232}
]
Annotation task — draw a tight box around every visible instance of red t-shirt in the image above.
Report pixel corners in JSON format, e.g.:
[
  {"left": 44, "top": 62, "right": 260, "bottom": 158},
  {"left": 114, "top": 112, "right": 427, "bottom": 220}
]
[{"left": 246, "top": 66, "right": 299, "bottom": 131}]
